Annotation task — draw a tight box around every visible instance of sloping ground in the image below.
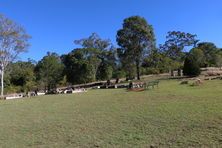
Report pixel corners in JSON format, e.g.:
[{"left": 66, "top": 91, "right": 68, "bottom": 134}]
[
  {"left": 0, "top": 80, "right": 221, "bottom": 147},
  {"left": 201, "top": 67, "right": 222, "bottom": 76}
]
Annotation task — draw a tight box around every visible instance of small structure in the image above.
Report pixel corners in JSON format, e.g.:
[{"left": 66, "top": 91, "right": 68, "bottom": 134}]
[
  {"left": 37, "top": 92, "right": 45, "bottom": 96},
  {"left": 128, "top": 80, "right": 160, "bottom": 92},
  {"left": 63, "top": 88, "right": 87, "bottom": 94},
  {"left": 128, "top": 82, "right": 145, "bottom": 91},
  {"left": 5, "top": 94, "right": 23, "bottom": 100}
]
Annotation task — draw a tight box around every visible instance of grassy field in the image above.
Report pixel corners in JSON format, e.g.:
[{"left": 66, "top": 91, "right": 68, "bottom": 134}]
[{"left": 0, "top": 80, "right": 222, "bottom": 147}]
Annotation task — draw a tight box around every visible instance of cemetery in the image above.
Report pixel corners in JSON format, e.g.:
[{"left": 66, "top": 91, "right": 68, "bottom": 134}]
[{"left": 0, "top": 1, "right": 221, "bottom": 147}]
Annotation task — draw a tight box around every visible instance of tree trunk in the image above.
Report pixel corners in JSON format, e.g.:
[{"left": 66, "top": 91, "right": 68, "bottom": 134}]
[
  {"left": 136, "top": 62, "right": 140, "bottom": 80},
  {"left": 178, "top": 69, "right": 181, "bottom": 76},
  {"left": 170, "top": 69, "right": 174, "bottom": 77},
  {"left": 47, "top": 84, "right": 51, "bottom": 92},
  {"left": 115, "top": 78, "right": 119, "bottom": 84},
  {"left": 1, "top": 65, "right": 4, "bottom": 98}
]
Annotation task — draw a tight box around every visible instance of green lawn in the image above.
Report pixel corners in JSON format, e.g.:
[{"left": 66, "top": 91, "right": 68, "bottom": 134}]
[{"left": 0, "top": 80, "right": 222, "bottom": 147}]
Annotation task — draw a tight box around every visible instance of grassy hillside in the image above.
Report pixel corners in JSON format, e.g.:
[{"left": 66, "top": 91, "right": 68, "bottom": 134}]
[{"left": 0, "top": 80, "right": 221, "bottom": 147}]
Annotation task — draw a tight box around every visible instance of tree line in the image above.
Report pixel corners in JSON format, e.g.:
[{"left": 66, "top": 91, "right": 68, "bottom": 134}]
[{"left": 1, "top": 14, "right": 222, "bottom": 95}]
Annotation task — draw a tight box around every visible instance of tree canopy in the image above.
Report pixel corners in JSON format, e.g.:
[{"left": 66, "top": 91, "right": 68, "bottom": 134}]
[
  {"left": 116, "top": 16, "right": 156, "bottom": 80},
  {"left": 2, "top": 15, "right": 222, "bottom": 94},
  {"left": 0, "top": 14, "right": 30, "bottom": 96},
  {"left": 35, "top": 52, "right": 64, "bottom": 91}
]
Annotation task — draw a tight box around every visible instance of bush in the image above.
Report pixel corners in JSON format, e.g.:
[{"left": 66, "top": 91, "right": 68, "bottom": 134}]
[
  {"left": 4, "top": 85, "right": 22, "bottom": 94},
  {"left": 180, "top": 80, "right": 189, "bottom": 85},
  {"left": 141, "top": 67, "right": 160, "bottom": 75},
  {"left": 113, "top": 70, "right": 125, "bottom": 79},
  {"left": 113, "top": 70, "right": 126, "bottom": 83},
  {"left": 183, "top": 54, "right": 201, "bottom": 76}
]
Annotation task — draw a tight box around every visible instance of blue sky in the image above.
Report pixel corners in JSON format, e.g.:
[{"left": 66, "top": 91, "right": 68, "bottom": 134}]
[{"left": 1, "top": 0, "right": 222, "bottom": 61}]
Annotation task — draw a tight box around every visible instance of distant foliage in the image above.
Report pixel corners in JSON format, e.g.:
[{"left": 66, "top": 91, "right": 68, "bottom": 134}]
[
  {"left": 116, "top": 16, "right": 156, "bottom": 80},
  {"left": 183, "top": 54, "right": 200, "bottom": 76},
  {"left": 196, "top": 42, "right": 222, "bottom": 67},
  {"left": 0, "top": 14, "right": 30, "bottom": 96},
  {"left": 62, "top": 48, "right": 101, "bottom": 84},
  {"left": 160, "top": 31, "right": 198, "bottom": 75},
  {"left": 62, "top": 33, "right": 117, "bottom": 84},
  {"left": 96, "top": 61, "right": 113, "bottom": 81},
  {"left": 74, "top": 33, "right": 112, "bottom": 50},
  {"left": 9, "top": 61, "right": 36, "bottom": 92},
  {"left": 3, "top": 15, "right": 222, "bottom": 93},
  {"left": 35, "top": 52, "right": 64, "bottom": 91}
]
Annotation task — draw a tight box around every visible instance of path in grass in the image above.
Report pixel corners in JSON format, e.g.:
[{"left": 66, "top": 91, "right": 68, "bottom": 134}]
[{"left": 0, "top": 80, "right": 221, "bottom": 147}]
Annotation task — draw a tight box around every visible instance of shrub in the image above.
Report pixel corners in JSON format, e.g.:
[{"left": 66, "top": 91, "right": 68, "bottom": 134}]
[
  {"left": 4, "top": 85, "right": 22, "bottom": 94},
  {"left": 141, "top": 67, "right": 160, "bottom": 75},
  {"left": 180, "top": 80, "right": 189, "bottom": 85},
  {"left": 183, "top": 54, "right": 201, "bottom": 76}
]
